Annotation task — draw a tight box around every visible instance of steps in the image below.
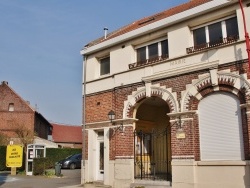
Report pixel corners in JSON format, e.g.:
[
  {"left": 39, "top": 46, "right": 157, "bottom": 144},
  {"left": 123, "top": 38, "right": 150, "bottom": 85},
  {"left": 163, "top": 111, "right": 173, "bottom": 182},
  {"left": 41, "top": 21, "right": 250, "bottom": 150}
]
[
  {"left": 130, "top": 180, "right": 172, "bottom": 188},
  {"left": 84, "top": 181, "right": 112, "bottom": 188}
]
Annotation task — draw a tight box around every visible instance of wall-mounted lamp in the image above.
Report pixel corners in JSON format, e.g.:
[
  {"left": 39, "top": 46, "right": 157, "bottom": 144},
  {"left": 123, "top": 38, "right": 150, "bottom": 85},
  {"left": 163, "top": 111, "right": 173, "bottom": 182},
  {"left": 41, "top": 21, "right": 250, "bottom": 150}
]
[
  {"left": 108, "top": 110, "right": 124, "bottom": 132},
  {"left": 108, "top": 110, "right": 115, "bottom": 122}
]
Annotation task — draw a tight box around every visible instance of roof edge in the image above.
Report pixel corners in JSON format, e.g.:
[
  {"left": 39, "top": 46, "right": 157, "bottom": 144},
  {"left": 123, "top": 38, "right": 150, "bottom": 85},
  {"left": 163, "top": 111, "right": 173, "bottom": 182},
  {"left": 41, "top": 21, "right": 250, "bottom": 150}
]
[{"left": 81, "top": 0, "right": 233, "bottom": 56}]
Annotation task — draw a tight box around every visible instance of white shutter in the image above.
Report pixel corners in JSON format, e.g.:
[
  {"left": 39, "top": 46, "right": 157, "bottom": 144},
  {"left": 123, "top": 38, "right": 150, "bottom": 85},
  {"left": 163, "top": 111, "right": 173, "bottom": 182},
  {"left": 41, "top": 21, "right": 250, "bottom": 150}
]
[{"left": 199, "top": 92, "right": 244, "bottom": 161}]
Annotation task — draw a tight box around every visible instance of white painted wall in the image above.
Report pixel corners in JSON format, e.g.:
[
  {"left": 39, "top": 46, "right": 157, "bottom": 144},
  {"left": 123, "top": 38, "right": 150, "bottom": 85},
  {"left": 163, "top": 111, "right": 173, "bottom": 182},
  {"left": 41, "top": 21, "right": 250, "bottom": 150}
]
[{"left": 83, "top": 2, "right": 249, "bottom": 95}]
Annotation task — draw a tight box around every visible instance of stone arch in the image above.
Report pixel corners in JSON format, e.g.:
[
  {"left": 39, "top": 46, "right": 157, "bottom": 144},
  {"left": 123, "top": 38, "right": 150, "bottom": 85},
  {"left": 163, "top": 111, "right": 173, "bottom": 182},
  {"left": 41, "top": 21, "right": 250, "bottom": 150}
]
[
  {"left": 181, "top": 69, "right": 250, "bottom": 112},
  {"left": 123, "top": 84, "right": 178, "bottom": 118}
]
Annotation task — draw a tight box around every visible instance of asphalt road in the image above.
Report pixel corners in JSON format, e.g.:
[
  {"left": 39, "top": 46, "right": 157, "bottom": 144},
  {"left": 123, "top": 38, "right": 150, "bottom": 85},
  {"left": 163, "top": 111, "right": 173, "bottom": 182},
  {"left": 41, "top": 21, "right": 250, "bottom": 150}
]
[{"left": 0, "top": 169, "right": 82, "bottom": 188}]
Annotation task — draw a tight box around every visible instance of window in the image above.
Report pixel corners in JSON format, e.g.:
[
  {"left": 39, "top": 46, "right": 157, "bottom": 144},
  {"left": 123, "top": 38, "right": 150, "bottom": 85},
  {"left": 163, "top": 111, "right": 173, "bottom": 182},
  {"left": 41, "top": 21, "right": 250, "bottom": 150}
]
[
  {"left": 136, "top": 39, "right": 168, "bottom": 64},
  {"left": 208, "top": 22, "right": 222, "bottom": 46},
  {"left": 137, "top": 47, "right": 146, "bottom": 63},
  {"left": 8, "top": 103, "right": 14, "bottom": 111},
  {"left": 148, "top": 43, "right": 158, "bottom": 59},
  {"left": 226, "top": 17, "right": 239, "bottom": 39},
  {"left": 161, "top": 40, "right": 169, "bottom": 59},
  {"left": 100, "top": 57, "right": 110, "bottom": 76},
  {"left": 192, "top": 17, "right": 239, "bottom": 49}
]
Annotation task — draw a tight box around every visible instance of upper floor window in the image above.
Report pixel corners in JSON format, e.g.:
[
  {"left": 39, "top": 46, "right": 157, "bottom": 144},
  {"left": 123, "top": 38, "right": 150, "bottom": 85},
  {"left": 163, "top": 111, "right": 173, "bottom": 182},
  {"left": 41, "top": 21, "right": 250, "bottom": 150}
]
[
  {"left": 188, "top": 17, "right": 239, "bottom": 53},
  {"left": 136, "top": 39, "right": 169, "bottom": 66},
  {"left": 8, "top": 103, "right": 14, "bottom": 111},
  {"left": 100, "top": 57, "right": 110, "bottom": 76}
]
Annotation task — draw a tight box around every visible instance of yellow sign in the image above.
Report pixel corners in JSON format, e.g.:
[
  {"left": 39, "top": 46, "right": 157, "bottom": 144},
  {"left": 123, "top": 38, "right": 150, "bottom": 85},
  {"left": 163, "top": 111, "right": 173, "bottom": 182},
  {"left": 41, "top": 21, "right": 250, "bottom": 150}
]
[
  {"left": 6, "top": 145, "right": 23, "bottom": 167},
  {"left": 176, "top": 132, "right": 186, "bottom": 139}
]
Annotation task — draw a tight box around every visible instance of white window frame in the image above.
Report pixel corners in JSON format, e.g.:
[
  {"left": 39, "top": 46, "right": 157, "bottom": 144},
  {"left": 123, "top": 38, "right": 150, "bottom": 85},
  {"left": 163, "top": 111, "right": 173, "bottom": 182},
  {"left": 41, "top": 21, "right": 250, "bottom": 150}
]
[
  {"left": 135, "top": 37, "right": 168, "bottom": 63},
  {"left": 191, "top": 15, "right": 237, "bottom": 47}
]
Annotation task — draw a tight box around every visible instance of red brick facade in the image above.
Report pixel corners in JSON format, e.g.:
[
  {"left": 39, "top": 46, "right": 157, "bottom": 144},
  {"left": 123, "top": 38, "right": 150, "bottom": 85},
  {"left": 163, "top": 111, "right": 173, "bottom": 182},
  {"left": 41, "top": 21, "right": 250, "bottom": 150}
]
[
  {"left": 84, "top": 61, "right": 250, "bottom": 161},
  {"left": 0, "top": 81, "right": 52, "bottom": 142}
]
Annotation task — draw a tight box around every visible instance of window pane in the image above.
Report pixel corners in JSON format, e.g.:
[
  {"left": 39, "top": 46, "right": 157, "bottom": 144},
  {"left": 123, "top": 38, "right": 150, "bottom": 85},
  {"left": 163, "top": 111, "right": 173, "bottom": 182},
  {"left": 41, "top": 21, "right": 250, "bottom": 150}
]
[
  {"left": 161, "top": 40, "right": 169, "bottom": 58},
  {"left": 193, "top": 27, "right": 206, "bottom": 46},
  {"left": 148, "top": 43, "right": 158, "bottom": 59},
  {"left": 226, "top": 17, "right": 239, "bottom": 38},
  {"left": 137, "top": 47, "right": 146, "bottom": 63},
  {"left": 208, "top": 22, "right": 222, "bottom": 46},
  {"left": 8, "top": 103, "right": 14, "bottom": 111},
  {"left": 100, "top": 57, "right": 110, "bottom": 75}
]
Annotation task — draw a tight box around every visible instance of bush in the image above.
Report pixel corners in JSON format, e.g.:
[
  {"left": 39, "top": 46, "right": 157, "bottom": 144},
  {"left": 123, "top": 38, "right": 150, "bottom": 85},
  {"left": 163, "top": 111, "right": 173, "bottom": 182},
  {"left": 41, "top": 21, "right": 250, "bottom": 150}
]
[
  {"left": 0, "top": 146, "right": 82, "bottom": 175},
  {"left": 0, "top": 146, "right": 9, "bottom": 171},
  {"left": 46, "top": 148, "right": 82, "bottom": 168},
  {"left": 33, "top": 157, "right": 49, "bottom": 175},
  {"left": 32, "top": 148, "right": 82, "bottom": 175}
]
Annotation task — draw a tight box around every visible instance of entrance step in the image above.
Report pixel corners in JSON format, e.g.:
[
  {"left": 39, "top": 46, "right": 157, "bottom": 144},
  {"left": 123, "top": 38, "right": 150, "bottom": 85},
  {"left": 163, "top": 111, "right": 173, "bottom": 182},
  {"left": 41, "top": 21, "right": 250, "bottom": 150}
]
[
  {"left": 130, "top": 180, "right": 172, "bottom": 188},
  {"left": 84, "top": 181, "right": 112, "bottom": 188}
]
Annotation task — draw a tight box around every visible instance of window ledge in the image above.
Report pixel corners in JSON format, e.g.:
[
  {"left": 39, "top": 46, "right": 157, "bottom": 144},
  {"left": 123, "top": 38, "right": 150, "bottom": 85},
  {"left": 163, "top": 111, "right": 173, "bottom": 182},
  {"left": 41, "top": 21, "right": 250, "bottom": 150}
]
[
  {"left": 197, "top": 160, "right": 249, "bottom": 166},
  {"left": 186, "top": 35, "right": 239, "bottom": 54}
]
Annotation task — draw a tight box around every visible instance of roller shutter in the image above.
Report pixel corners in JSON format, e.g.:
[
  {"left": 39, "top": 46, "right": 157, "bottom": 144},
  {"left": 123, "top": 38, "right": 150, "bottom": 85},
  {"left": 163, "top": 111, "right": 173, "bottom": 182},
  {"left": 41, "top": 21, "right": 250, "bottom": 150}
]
[{"left": 199, "top": 92, "right": 244, "bottom": 161}]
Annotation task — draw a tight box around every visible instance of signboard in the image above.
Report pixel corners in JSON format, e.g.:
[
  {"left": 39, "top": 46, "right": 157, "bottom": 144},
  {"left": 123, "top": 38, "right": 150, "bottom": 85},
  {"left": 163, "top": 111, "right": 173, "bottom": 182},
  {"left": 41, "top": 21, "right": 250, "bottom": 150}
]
[
  {"left": 176, "top": 132, "right": 186, "bottom": 139},
  {"left": 6, "top": 145, "right": 23, "bottom": 167}
]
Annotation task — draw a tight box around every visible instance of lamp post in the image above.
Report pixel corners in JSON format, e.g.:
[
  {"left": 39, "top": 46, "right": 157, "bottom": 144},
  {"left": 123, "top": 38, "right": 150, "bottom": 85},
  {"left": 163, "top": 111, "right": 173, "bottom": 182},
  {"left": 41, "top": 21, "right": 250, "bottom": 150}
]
[{"left": 237, "top": 0, "right": 250, "bottom": 68}]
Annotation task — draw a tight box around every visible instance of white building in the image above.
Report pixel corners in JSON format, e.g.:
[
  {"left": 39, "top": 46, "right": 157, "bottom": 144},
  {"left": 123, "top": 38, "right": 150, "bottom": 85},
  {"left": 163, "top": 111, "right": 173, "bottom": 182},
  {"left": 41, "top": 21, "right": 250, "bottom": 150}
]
[{"left": 81, "top": 0, "right": 250, "bottom": 187}]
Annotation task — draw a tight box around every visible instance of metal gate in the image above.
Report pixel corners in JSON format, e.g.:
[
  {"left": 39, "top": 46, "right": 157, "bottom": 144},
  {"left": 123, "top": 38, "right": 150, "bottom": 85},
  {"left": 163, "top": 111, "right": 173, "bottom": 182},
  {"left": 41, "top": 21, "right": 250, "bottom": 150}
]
[{"left": 134, "top": 128, "right": 171, "bottom": 181}]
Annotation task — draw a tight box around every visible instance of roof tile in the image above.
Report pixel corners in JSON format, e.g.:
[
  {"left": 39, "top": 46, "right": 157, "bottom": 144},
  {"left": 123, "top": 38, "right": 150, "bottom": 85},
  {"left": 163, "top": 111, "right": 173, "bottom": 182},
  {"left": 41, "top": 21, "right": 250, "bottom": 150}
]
[
  {"left": 52, "top": 123, "right": 82, "bottom": 143},
  {"left": 85, "top": 0, "right": 212, "bottom": 48}
]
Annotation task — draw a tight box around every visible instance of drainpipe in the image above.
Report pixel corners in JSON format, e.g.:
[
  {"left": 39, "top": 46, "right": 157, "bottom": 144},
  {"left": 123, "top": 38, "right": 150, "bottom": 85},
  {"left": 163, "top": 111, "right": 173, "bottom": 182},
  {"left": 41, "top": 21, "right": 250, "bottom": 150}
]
[
  {"left": 238, "top": 0, "right": 250, "bottom": 69},
  {"left": 82, "top": 55, "right": 87, "bottom": 184}
]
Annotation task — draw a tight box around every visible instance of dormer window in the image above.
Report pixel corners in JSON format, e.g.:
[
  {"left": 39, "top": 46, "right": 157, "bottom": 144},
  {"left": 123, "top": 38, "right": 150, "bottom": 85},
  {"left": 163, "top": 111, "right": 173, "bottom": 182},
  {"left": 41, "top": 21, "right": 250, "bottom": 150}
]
[
  {"left": 8, "top": 103, "right": 14, "bottom": 111},
  {"left": 100, "top": 57, "right": 110, "bottom": 76}
]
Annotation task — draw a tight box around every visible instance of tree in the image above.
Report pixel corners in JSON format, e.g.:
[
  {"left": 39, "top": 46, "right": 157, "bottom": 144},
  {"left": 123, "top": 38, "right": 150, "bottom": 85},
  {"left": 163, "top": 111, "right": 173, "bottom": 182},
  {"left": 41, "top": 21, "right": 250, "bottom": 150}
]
[
  {"left": 14, "top": 126, "right": 36, "bottom": 154},
  {"left": 0, "top": 132, "right": 8, "bottom": 145}
]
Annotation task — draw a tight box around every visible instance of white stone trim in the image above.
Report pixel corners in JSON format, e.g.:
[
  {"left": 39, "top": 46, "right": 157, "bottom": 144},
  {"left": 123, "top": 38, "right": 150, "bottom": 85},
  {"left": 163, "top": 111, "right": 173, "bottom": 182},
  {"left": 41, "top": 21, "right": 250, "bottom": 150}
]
[
  {"left": 142, "top": 60, "right": 218, "bottom": 83},
  {"left": 123, "top": 84, "right": 178, "bottom": 118}
]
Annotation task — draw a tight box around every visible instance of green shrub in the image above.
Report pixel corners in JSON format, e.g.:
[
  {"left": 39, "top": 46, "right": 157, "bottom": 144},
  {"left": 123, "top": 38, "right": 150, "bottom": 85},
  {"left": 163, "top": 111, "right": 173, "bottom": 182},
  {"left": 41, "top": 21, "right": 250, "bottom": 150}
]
[
  {"left": 33, "top": 158, "right": 49, "bottom": 175},
  {"left": 46, "top": 148, "right": 82, "bottom": 168},
  {"left": 0, "top": 146, "right": 82, "bottom": 175}
]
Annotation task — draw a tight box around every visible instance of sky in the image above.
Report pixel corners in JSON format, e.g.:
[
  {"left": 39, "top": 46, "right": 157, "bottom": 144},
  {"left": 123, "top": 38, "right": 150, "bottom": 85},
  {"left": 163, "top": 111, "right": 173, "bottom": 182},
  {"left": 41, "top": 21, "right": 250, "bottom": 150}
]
[{"left": 0, "top": 0, "right": 188, "bottom": 126}]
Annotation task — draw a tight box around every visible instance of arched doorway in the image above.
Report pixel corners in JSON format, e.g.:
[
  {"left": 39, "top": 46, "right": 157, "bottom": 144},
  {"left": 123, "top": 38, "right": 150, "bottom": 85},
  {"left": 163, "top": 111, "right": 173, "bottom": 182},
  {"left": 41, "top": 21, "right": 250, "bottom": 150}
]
[{"left": 134, "top": 96, "right": 171, "bottom": 181}]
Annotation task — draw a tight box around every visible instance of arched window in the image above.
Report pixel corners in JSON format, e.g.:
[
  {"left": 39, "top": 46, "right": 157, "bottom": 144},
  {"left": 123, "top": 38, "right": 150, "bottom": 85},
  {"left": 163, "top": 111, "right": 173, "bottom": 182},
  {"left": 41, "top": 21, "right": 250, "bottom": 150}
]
[{"left": 199, "top": 92, "right": 244, "bottom": 161}]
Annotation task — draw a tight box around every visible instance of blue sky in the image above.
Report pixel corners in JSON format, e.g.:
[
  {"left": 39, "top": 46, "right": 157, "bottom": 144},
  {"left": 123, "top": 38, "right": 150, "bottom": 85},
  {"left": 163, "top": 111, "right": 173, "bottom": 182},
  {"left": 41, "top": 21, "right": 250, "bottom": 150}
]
[{"left": 0, "top": 0, "right": 188, "bottom": 125}]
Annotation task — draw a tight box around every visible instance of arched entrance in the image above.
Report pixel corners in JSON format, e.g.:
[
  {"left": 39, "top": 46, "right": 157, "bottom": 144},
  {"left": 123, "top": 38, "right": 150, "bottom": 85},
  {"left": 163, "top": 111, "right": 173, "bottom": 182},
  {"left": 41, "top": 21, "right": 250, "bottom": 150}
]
[{"left": 134, "top": 96, "right": 171, "bottom": 181}]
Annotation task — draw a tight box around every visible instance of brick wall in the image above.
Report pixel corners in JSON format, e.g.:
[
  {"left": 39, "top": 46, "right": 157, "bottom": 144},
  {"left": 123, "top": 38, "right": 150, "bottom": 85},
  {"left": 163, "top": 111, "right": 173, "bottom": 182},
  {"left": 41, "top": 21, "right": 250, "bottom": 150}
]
[
  {"left": 84, "top": 61, "right": 250, "bottom": 161},
  {"left": 0, "top": 82, "right": 51, "bottom": 142}
]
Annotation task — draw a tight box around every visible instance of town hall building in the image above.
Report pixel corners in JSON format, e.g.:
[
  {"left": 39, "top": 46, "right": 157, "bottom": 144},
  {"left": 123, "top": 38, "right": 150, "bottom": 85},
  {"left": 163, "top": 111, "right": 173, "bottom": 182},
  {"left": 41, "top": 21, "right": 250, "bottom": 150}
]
[{"left": 81, "top": 0, "right": 250, "bottom": 187}]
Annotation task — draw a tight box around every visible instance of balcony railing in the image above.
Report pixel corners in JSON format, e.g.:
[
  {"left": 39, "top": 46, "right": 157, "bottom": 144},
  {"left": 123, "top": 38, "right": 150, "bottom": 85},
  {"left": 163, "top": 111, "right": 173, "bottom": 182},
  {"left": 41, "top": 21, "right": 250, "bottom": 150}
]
[
  {"left": 186, "top": 35, "right": 239, "bottom": 54},
  {"left": 128, "top": 54, "right": 169, "bottom": 69}
]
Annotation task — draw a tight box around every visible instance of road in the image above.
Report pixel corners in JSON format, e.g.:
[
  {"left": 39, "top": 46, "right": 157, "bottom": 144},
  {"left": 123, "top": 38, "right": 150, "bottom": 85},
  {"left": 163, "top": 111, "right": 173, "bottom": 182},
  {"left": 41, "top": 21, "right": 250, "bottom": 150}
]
[{"left": 0, "top": 169, "right": 82, "bottom": 188}]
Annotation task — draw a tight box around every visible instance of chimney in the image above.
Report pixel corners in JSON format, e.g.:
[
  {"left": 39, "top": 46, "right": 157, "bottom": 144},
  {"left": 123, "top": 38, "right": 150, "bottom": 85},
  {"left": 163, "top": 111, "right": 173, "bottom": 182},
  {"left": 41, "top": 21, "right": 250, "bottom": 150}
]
[
  {"left": 1, "top": 81, "right": 8, "bottom": 85},
  {"left": 104, "top": 27, "right": 108, "bottom": 39}
]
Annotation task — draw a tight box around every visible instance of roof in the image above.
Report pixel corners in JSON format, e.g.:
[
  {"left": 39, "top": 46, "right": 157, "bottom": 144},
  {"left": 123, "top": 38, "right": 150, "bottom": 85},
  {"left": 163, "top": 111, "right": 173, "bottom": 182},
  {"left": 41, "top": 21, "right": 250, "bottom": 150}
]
[
  {"left": 84, "top": 0, "right": 212, "bottom": 48},
  {"left": 0, "top": 81, "right": 52, "bottom": 128},
  {"left": 52, "top": 123, "right": 82, "bottom": 143}
]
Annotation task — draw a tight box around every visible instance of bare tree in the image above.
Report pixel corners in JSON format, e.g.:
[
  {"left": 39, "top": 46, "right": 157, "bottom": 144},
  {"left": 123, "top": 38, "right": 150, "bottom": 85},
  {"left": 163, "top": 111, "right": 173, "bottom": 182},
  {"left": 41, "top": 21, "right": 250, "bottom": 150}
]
[
  {"left": 0, "top": 132, "right": 8, "bottom": 145},
  {"left": 13, "top": 126, "right": 36, "bottom": 154}
]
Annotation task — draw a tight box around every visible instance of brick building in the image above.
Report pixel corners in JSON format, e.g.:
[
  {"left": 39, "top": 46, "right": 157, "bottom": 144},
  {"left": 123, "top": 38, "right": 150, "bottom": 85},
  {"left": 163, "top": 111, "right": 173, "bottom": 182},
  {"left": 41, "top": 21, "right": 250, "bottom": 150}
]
[
  {"left": 0, "top": 81, "right": 52, "bottom": 144},
  {"left": 81, "top": 0, "right": 250, "bottom": 187}
]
